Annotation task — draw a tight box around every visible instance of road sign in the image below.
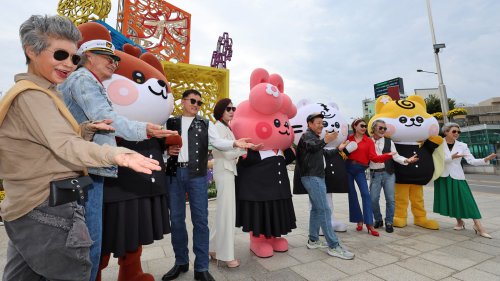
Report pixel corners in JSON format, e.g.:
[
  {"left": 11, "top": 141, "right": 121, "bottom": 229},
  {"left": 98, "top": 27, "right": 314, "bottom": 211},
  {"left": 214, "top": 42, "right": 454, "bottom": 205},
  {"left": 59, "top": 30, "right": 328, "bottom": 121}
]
[{"left": 374, "top": 77, "right": 404, "bottom": 100}]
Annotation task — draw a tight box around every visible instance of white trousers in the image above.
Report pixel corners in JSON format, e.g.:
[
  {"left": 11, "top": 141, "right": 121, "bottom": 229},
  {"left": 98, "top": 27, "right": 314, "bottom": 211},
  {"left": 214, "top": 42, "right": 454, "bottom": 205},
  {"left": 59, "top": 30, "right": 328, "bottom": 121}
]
[{"left": 209, "top": 169, "right": 236, "bottom": 261}]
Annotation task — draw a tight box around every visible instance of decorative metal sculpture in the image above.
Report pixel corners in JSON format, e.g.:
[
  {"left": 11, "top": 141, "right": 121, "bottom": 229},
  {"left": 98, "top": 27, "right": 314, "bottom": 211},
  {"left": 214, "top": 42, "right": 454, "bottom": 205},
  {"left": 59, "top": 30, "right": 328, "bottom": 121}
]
[
  {"left": 117, "top": 0, "right": 191, "bottom": 63},
  {"left": 210, "top": 32, "right": 233, "bottom": 69},
  {"left": 163, "top": 62, "right": 229, "bottom": 122},
  {"left": 57, "top": 0, "right": 111, "bottom": 25}
]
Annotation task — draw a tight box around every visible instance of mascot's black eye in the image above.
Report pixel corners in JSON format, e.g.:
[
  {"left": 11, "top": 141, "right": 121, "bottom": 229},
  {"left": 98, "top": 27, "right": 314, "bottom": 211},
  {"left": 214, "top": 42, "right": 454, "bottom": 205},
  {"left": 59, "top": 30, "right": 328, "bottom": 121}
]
[
  {"left": 274, "top": 119, "right": 281, "bottom": 128},
  {"left": 284, "top": 121, "right": 289, "bottom": 128},
  {"left": 399, "top": 116, "right": 407, "bottom": 123},
  {"left": 323, "top": 121, "right": 328, "bottom": 127},
  {"left": 335, "top": 122, "right": 340, "bottom": 128},
  {"left": 416, "top": 116, "right": 424, "bottom": 123},
  {"left": 132, "top": 71, "right": 145, "bottom": 84}
]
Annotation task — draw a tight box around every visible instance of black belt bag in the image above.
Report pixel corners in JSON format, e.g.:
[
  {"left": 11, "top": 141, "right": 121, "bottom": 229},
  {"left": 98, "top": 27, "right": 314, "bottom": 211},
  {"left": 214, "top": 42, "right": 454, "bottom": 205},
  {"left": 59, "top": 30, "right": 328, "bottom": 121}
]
[{"left": 49, "top": 176, "right": 93, "bottom": 207}]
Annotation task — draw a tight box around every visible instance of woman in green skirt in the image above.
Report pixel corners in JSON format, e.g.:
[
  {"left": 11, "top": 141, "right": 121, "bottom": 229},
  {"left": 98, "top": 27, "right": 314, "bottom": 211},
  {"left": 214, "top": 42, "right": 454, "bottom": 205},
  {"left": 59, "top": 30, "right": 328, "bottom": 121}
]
[{"left": 434, "top": 123, "right": 496, "bottom": 238}]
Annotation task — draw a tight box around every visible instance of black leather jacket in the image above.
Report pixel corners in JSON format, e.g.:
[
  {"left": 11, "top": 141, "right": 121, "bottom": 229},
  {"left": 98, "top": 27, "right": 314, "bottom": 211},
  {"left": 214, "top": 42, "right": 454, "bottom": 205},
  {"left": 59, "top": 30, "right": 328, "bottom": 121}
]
[{"left": 296, "top": 129, "right": 328, "bottom": 177}]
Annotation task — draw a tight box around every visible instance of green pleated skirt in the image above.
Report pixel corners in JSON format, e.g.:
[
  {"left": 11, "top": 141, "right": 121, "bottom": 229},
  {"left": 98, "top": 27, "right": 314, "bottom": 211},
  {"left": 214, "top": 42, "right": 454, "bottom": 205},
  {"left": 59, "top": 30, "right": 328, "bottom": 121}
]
[{"left": 433, "top": 176, "right": 481, "bottom": 219}]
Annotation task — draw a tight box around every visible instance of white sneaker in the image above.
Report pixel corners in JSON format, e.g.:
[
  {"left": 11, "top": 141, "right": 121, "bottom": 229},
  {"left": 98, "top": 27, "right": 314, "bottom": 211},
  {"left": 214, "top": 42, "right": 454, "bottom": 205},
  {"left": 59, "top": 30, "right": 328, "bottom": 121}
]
[
  {"left": 328, "top": 245, "right": 354, "bottom": 260},
  {"left": 307, "top": 239, "right": 329, "bottom": 249}
]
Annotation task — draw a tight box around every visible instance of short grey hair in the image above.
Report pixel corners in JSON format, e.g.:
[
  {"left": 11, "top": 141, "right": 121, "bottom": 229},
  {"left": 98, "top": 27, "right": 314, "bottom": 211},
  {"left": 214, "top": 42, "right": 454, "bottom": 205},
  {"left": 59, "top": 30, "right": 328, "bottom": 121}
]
[
  {"left": 19, "top": 15, "right": 81, "bottom": 64},
  {"left": 371, "top": 119, "right": 385, "bottom": 134},
  {"left": 441, "top": 122, "right": 460, "bottom": 134}
]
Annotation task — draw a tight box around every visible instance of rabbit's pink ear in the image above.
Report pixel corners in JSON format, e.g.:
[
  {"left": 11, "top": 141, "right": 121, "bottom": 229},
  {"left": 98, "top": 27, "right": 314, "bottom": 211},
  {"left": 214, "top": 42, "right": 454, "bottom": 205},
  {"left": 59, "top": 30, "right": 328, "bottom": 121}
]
[
  {"left": 250, "top": 68, "right": 269, "bottom": 89},
  {"left": 269, "top": 74, "right": 284, "bottom": 93}
]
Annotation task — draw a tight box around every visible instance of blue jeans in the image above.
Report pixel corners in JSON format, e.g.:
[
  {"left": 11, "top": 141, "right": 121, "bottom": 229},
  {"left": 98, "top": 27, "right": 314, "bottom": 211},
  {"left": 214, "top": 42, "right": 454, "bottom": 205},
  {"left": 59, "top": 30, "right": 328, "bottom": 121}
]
[
  {"left": 346, "top": 162, "right": 373, "bottom": 225},
  {"left": 168, "top": 167, "right": 209, "bottom": 272},
  {"left": 301, "top": 176, "right": 340, "bottom": 249},
  {"left": 369, "top": 171, "right": 396, "bottom": 225},
  {"left": 85, "top": 174, "right": 104, "bottom": 281}
]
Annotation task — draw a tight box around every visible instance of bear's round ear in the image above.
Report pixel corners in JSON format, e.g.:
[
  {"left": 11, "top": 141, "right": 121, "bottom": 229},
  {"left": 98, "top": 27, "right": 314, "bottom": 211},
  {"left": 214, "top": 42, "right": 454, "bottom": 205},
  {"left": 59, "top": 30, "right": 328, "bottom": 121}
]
[
  {"left": 140, "top": 53, "right": 166, "bottom": 77},
  {"left": 296, "top": 99, "right": 311, "bottom": 109},
  {"left": 250, "top": 68, "right": 269, "bottom": 89},
  {"left": 407, "top": 95, "right": 426, "bottom": 109},
  {"left": 328, "top": 102, "right": 340, "bottom": 111},
  {"left": 269, "top": 74, "right": 284, "bottom": 93},
  {"left": 123, "top": 44, "right": 142, "bottom": 58},
  {"left": 375, "top": 95, "right": 393, "bottom": 114},
  {"left": 77, "top": 22, "right": 112, "bottom": 47}
]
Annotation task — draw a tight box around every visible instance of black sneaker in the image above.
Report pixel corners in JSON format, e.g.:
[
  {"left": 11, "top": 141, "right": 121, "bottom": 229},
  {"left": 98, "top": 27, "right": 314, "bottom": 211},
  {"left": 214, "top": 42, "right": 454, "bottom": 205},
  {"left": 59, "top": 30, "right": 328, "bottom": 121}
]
[
  {"left": 385, "top": 223, "right": 394, "bottom": 233},
  {"left": 374, "top": 220, "right": 383, "bottom": 229}
]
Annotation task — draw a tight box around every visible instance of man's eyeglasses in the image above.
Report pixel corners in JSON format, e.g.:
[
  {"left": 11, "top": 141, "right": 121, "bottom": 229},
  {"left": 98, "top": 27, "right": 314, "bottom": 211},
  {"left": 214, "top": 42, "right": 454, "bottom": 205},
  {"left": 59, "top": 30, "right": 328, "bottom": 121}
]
[
  {"left": 48, "top": 49, "right": 81, "bottom": 65},
  {"left": 451, "top": 130, "right": 461, "bottom": 134},
  {"left": 359, "top": 124, "right": 367, "bottom": 129},
  {"left": 225, "top": 106, "right": 236, "bottom": 112},
  {"left": 95, "top": 53, "right": 119, "bottom": 66},
  {"left": 378, "top": 126, "right": 387, "bottom": 131},
  {"left": 184, "top": 98, "right": 203, "bottom": 106}
]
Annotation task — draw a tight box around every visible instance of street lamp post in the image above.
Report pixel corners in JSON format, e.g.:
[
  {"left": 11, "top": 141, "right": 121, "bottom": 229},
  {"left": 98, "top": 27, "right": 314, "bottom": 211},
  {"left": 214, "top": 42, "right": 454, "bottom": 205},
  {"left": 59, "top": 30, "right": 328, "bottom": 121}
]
[
  {"left": 425, "top": 0, "right": 450, "bottom": 123},
  {"left": 417, "top": 69, "right": 437, "bottom": 75}
]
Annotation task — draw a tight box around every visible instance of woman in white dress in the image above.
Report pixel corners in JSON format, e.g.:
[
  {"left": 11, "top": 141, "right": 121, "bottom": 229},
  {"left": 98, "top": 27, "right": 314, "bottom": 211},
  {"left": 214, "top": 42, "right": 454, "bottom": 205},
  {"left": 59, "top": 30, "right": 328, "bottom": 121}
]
[{"left": 209, "top": 98, "right": 246, "bottom": 267}]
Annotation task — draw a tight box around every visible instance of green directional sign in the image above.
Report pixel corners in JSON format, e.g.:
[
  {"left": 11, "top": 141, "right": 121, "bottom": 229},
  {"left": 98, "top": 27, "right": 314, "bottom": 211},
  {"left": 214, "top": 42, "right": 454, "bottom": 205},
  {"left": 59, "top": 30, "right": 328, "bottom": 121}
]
[{"left": 374, "top": 77, "right": 404, "bottom": 99}]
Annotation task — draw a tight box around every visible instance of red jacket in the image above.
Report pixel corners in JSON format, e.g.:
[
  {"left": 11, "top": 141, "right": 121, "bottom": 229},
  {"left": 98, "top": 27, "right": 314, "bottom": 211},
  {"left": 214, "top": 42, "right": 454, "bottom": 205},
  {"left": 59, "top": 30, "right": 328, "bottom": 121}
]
[{"left": 347, "top": 134, "right": 392, "bottom": 166}]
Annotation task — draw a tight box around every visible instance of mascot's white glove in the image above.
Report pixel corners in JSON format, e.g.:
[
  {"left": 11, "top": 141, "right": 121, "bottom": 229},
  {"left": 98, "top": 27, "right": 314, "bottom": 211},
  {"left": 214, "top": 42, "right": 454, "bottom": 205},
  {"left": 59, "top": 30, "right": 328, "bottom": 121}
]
[{"left": 345, "top": 142, "right": 358, "bottom": 153}]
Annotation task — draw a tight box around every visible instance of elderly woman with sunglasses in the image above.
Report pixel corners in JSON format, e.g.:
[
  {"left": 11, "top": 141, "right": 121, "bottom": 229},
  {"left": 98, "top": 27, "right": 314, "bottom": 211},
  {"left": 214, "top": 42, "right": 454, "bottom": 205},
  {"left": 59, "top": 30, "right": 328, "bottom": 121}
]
[
  {"left": 0, "top": 15, "right": 161, "bottom": 281},
  {"left": 433, "top": 123, "right": 496, "bottom": 238},
  {"left": 207, "top": 98, "right": 248, "bottom": 268},
  {"left": 346, "top": 119, "right": 394, "bottom": 236}
]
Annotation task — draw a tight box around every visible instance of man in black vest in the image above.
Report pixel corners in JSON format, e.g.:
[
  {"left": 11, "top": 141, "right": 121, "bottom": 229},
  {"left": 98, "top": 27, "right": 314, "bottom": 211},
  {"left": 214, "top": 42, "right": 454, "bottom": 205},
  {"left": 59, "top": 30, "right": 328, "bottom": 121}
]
[
  {"left": 162, "top": 89, "right": 255, "bottom": 281},
  {"left": 369, "top": 119, "right": 418, "bottom": 233}
]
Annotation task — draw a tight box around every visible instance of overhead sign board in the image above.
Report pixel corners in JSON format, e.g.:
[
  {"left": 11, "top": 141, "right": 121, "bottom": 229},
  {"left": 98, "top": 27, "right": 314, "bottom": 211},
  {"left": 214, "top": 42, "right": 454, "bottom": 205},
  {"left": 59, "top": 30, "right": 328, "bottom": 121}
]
[{"left": 374, "top": 77, "right": 404, "bottom": 100}]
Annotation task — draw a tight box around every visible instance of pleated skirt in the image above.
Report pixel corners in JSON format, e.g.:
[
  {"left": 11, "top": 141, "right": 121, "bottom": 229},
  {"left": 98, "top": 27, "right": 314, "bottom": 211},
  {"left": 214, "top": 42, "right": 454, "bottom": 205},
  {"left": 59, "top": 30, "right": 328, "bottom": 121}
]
[
  {"left": 433, "top": 176, "right": 481, "bottom": 219},
  {"left": 101, "top": 195, "right": 171, "bottom": 257},
  {"left": 236, "top": 198, "right": 296, "bottom": 238}
]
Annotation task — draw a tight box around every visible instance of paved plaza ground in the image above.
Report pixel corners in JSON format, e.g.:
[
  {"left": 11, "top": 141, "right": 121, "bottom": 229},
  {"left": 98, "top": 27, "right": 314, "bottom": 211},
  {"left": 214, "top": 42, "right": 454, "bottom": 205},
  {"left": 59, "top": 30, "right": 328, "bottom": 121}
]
[{"left": 1, "top": 172, "right": 500, "bottom": 281}]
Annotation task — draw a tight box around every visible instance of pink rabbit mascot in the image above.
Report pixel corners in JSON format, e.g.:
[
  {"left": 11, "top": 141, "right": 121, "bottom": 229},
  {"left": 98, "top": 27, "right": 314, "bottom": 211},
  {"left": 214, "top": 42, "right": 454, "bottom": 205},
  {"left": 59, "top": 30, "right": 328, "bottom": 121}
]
[{"left": 231, "top": 68, "right": 297, "bottom": 258}]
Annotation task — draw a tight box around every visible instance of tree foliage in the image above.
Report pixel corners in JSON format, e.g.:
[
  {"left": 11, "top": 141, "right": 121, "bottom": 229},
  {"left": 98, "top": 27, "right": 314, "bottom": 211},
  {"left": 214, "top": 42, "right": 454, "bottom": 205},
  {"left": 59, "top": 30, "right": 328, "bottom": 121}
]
[{"left": 424, "top": 94, "right": 456, "bottom": 114}]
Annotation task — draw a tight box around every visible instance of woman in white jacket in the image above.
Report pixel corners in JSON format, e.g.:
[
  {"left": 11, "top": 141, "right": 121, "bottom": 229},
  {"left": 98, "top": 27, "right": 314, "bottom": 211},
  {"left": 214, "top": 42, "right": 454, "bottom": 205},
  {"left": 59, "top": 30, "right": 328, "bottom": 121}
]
[
  {"left": 433, "top": 123, "right": 496, "bottom": 238},
  {"left": 208, "top": 98, "right": 246, "bottom": 267}
]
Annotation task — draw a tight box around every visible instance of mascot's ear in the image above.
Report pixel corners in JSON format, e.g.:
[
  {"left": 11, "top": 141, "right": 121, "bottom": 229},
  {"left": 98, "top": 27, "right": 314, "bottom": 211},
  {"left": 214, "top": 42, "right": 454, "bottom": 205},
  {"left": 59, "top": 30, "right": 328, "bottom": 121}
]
[
  {"left": 375, "top": 95, "right": 393, "bottom": 114},
  {"left": 123, "top": 44, "right": 142, "bottom": 58},
  {"left": 328, "top": 102, "right": 340, "bottom": 111},
  {"left": 250, "top": 68, "right": 269, "bottom": 89},
  {"left": 77, "top": 22, "right": 111, "bottom": 47},
  {"left": 140, "top": 53, "right": 166, "bottom": 76},
  {"left": 407, "top": 95, "right": 427, "bottom": 110},
  {"left": 269, "top": 74, "right": 284, "bottom": 93},
  {"left": 280, "top": 94, "right": 297, "bottom": 118},
  {"left": 296, "top": 99, "right": 311, "bottom": 109}
]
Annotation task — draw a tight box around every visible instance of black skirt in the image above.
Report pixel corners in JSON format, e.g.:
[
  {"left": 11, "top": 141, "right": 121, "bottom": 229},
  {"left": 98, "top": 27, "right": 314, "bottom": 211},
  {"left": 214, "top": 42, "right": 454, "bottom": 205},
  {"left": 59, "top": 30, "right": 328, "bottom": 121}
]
[
  {"left": 236, "top": 198, "right": 296, "bottom": 238},
  {"left": 101, "top": 195, "right": 171, "bottom": 257}
]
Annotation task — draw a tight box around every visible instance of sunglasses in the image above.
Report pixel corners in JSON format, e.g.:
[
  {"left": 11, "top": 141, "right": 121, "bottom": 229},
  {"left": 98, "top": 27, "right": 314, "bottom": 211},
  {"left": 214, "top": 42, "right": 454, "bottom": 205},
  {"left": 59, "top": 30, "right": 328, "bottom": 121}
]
[
  {"left": 49, "top": 49, "right": 81, "bottom": 65},
  {"left": 184, "top": 98, "right": 203, "bottom": 106},
  {"left": 378, "top": 126, "right": 387, "bottom": 131},
  {"left": 225, "top": 106, "right": 236, "bottom": 112},
  {"left": 359, "top": 124, "right": 367, "bottom": 128},
  {"left": 451, "top": 130, "right": 461, "bottom": 134}
]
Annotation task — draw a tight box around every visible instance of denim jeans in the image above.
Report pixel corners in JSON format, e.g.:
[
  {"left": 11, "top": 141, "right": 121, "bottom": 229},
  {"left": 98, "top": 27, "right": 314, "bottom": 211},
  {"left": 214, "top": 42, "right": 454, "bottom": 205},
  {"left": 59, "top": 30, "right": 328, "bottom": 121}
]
[
  {"left": 168, "top": 167, "right": 209, "bottom": 272},
  {"left": 369, "top": 171, "right": 395, "bottom": 225},
  {"left": 346, "top": 162, "right": 373, "bottom": 225},
  {"left": 300, "top": 176, "right": 340, "bottom": 249},
  {"left": 85, "top": 175, "right": 104, "bottom": 281},
  {"left": 3, "top": 201, "right": 92, "bottom": 281}
]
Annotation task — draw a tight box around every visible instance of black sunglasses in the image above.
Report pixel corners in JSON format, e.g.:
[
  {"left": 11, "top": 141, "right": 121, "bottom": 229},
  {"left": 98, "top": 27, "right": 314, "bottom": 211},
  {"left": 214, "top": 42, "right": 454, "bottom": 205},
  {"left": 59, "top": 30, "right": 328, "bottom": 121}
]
[
  {"left": 225, "top": 106, "right": 236, "bottom": 112},
  {"left": 359, "top": 124, "right": 367, "bottom": 128},
  {"left": 378, "top": 126, "right": 387, "bottom": 131},
  {"left": 451, "top": 130, "right": 461, "bottom": 134},
  {"left": 184, "top": 98, "right": 203, "bottom": 106},
  {"left": 49, "top": 49, "right": 81, "bottom": 65}
]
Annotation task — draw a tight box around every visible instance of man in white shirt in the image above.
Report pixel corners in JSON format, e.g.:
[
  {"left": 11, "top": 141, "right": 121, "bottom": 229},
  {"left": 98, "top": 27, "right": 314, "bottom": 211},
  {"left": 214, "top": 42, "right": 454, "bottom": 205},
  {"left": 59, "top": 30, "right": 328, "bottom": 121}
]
[
  {"left": 369, "top": 120, "right": 418, "bottom": 233},
  {"left": 162, "top": 89, "right": 255, "bottom": 281}
]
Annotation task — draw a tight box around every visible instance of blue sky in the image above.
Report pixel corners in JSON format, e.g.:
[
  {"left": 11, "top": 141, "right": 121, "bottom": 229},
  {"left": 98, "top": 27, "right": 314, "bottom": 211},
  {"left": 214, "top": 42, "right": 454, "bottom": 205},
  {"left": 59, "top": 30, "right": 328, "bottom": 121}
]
[{"left": 1, "top": 0, "right": 499, "bottom": 119}]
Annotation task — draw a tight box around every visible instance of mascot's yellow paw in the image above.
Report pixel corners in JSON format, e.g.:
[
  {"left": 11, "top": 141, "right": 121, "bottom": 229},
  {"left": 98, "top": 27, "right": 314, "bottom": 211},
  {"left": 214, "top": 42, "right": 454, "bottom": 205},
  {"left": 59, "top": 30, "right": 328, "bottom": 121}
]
[
  {"left": 393, "top": 217, "right": 407, "bottom": 228},
  {"left": 414, "top": 217, "right": 439, "bottom": 230},
  {"left": 428, "top": 135, "right": 443, "bottom": 145}
]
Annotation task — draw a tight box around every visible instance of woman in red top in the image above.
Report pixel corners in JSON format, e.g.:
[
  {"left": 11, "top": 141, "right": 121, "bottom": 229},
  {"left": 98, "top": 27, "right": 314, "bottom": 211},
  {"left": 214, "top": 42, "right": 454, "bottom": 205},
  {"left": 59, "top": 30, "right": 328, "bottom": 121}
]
[{"left": 346, "top": 119, "right": 393, "bottom": 236}]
